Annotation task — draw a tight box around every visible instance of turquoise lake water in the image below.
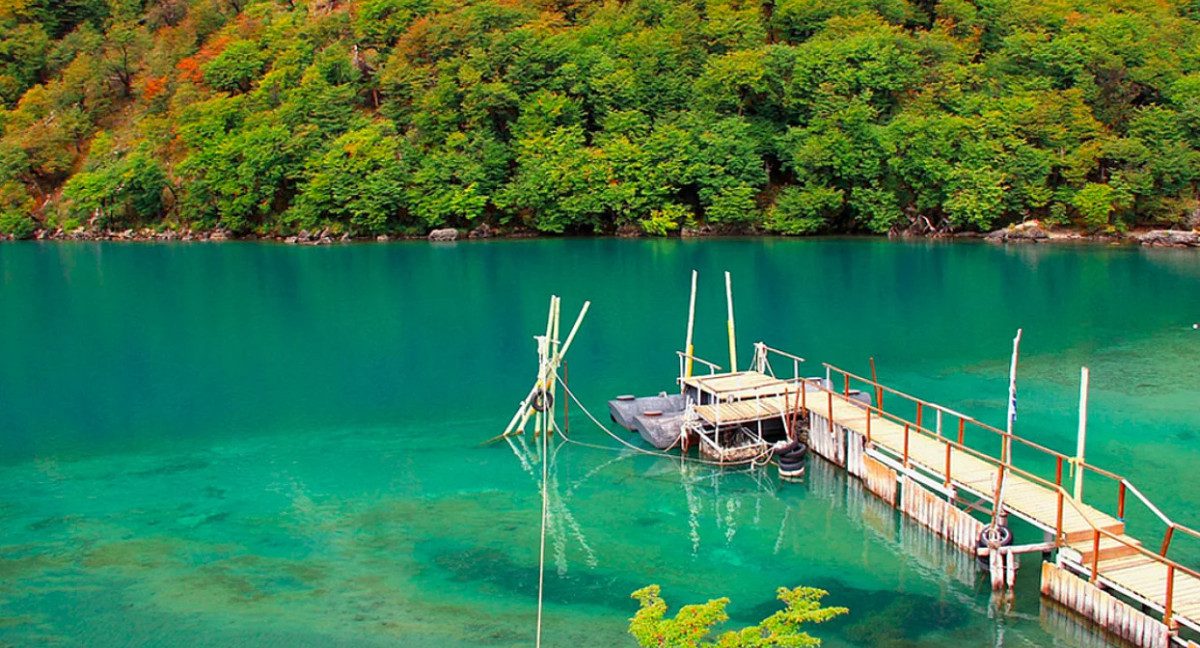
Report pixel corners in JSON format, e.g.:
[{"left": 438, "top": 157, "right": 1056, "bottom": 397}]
[{"left": 0, "top": 239, "right": 1198, "bottom": 647}]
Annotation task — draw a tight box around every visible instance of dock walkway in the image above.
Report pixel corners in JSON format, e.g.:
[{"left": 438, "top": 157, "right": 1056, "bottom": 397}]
[
  {"left": 810, "top": 385, "right": 1200, "bottom": 638},
  {"left": 671, "top": 344, "right": 1198, "bottom": 646}
]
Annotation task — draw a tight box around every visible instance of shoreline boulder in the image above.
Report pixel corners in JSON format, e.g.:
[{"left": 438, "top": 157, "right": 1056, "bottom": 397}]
[
  {"left": 428, "top": 228, "right": 458, "bottom": 242},
  {"left": 1136, "top": 230, "right": 1200, "bottom": 247},
  {"left": 985, "top": 220, "right": 1049, "bottom": 242}
]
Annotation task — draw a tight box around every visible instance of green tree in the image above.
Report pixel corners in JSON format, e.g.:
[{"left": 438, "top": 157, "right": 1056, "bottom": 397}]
[
  {"left": 1070, "top": 182, "right": 1118, "bottom": 231},
  {"left": 629, "top": 585, "right": 848, "bottom": 648},
  {"left": 61, "top": 142, "right": 165, "bottom": 228},
  {"left": 765, "top": 184, "right": 842, "bottom": 234},
  {"left": 203, "top": 40, "right": 264, "bottom": 94},
  {"left": 288, "top": 122, "right": 411, "bottom": 233}
]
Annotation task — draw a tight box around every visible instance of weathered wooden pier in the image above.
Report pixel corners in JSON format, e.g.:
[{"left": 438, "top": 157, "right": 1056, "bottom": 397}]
[
  {"left": 769, "top": 362, "right": 1200, "bottom": 648},
  {"left": 499, "top": 276, "right": 1199, "bottom": 648}
]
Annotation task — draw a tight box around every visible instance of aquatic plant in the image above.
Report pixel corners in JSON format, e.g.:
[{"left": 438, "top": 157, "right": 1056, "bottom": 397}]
[{"left": 628, "top": 584, "right": 848, "bottom": 647}]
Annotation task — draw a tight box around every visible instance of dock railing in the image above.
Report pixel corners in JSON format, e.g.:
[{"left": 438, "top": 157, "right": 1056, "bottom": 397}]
[
  {"left": 814, "top": 363, "right": 1200, "bottom": 629},
  {"left": 676, "top": 350, "right": 722, "bottom": 385},
  {"left": 752, "top": 343, "right": 807, "bottom": 382}
]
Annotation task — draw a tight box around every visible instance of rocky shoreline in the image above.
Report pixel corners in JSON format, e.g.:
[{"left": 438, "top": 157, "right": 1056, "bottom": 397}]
[
  {"left": 978, "top": 220, "right": 1200, "bottom": 248},
  {"left": 4, "top": 220, "right": 1198, "bottom": 248}
]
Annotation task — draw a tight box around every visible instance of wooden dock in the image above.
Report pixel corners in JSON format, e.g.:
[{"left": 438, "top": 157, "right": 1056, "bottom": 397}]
[
  {"left": 798, "top": 366, "right": 1200, "bottom": 645},
  {"left": 662, "top": 274, "right": 1197, "bottom": 647}
]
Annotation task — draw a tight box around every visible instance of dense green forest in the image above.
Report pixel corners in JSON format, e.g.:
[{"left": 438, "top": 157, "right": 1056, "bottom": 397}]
[{"left": 1, "top": 0, "right": 1199, "bottom": 238}]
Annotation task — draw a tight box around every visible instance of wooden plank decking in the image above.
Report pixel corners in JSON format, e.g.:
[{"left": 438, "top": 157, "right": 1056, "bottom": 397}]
[
  {"left": 681, "top": 371, "right": 800, "bottom": 401},
  {"left": 807, "top": 387, "right": 1200, "bottom": 634}
]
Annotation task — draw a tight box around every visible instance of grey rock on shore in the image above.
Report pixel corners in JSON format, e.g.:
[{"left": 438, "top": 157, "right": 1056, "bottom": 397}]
[
  {"left": 985, "top": 220, "right": 1049, "bottom": 242},
  {"left": 1136, "top": 230, "right": 1200, "bottom": 247},
  {"left": 428, "top": 228, "right": 458, "bottom": 242}
]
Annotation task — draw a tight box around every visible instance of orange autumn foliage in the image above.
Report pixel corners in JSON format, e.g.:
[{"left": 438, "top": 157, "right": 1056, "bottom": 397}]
[
  {"left": 175, "top": 34, "right": 231, "bottom": 84},
  {"left": 141, "top": 75, "right": 168, "bottom": 100}
]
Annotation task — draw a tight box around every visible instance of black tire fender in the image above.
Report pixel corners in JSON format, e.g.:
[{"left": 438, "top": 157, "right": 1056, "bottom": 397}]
[{"left": 532, "top": 389, "right": 553, "bottom": 412}]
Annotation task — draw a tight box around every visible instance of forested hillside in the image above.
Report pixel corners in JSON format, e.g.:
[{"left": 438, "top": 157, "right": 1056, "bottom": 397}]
[{"left": 2, "top": 0, "right": 1199, "bottom": 239}]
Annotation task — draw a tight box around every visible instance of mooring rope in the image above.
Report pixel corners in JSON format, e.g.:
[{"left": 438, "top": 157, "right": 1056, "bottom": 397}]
[{"left": 550, "top": 369, "right": 775, "bottom": 467}]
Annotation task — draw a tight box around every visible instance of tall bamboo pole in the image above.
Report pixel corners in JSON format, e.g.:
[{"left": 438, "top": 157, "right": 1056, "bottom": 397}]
[
  {"left": 684, "top": 270, "right": 698, "bottom": 379},
  {"left": 725, "top": 271, "right": 737, "bottom": 373},
  {"left": 547, "top": 297, "right": 561, "bottom": 436},
  {"left": 1004, "top": 329, "right": 1022, "bottom": 465},
  {"left": 558, "top": 301, "right": 591, "bottom": 358}
]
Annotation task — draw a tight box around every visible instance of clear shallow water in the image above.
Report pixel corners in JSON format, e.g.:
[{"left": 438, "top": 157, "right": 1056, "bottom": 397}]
[{"left": 0, "top": 239, "right": 1197, "bottom": 647}]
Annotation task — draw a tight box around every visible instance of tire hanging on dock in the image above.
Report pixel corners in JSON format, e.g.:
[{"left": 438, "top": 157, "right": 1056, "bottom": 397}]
[
  {"left": 976, "top": 524, "right": 1013, "bottom": 570},
  {"left": 531, "top": 389, "right": 554, "bottom": 412},
  {"left": 776, "top": 441, "right": 808, "bottom": 465}
]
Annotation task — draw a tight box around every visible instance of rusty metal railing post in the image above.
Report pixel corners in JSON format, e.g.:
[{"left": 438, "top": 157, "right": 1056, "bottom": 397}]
[
  {"left": 1056, "top": 491, "right": 1064, "bottom": 546},
  {"left": 903, "top": 423, "right": 910, "bottom": 467},
  {"left": 916, "top": 402, "right": 923, "bottom": 432},
  {"left": 827, "top": 391, "right": 833, "bottom": 431},
  {"left": 957, "top": 418, "right": 965, "bottom": 445},
  {"left": 1091, "top": 530, "right": 1100, "bottom": 583},
  {"left": 1165, "top": 564, "right": 1176, "bottom": 629},
  {"left": 865, "top": 405, "right": 872, "bottom": 444},
  {"left": 1161, "top": 524, "right": 1176, "bottom": 557},
  {"left": 843, "top": 373, "right": 849, "bottom": 397},
  {"left": 1118, "top": 481, "right": 1127, "bottom": 519},
  {"left": 944, "top": 441, "right": 952, "bottom": 488}
]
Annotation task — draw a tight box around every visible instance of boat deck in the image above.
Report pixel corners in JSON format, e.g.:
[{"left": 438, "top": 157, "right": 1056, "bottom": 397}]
[
  {"left": 685, "top": 371, "right": 830, "bottom": 425},
  {"left": 681, "top": 370, "right": 800, "bottom": 401}
]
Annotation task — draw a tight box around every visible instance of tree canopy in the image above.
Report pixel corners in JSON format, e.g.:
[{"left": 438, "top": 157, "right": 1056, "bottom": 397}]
[
  {"left": 1, "top": 0, "right": 1199, "bottom": 238},
  {"left": 628, "top": 584, "right": 848, "bottom": 647}
]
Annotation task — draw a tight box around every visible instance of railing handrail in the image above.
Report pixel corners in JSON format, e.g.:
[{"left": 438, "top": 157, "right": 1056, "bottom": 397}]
[
  {"left": 793, "top": 373, "right": 1199, "bottom": 627},
  {"left": 1122, "top": 479, "right": 1173, "bottom": 528},
  {"left": 824, "top": 363, "right": 1086, "bottom": 460},
  {"left": 823, "top": 363, "right": 1188, "bottom": 518},
  {"left": 811, "top": 368, "right": 1200, "bottom": 575},
  {"left": 676, "top": 350, "right": 723, "bottom": 372},
  {"left": 862, "top": 398, "right": 1070, "bottom": 495},
  {"left": 759, "top": 345, "right": 806, "bottom": 364}
]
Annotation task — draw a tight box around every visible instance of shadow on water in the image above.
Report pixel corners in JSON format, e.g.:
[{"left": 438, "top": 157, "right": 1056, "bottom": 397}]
[
  {"left": 427, "top": 541, "right": 652, "bottom": 612},
  {"left": 736, "top": 578, "right": 971, "bottom": 647}
]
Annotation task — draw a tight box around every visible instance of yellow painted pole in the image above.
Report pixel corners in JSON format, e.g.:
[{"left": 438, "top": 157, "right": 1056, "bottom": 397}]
[
  {"left": 684, "top": 270, "right": 697, "bottom": 379},
  {"left": 725, "top": 271, "right": 737, "bottom": 373}
]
